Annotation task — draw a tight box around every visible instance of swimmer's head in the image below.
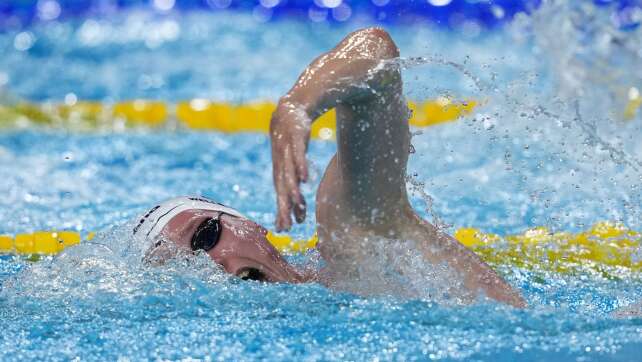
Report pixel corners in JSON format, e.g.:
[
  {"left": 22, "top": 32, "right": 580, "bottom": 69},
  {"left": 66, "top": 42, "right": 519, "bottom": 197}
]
[{"left": 134, "top": 196, "right": 306, "bottom": 283}]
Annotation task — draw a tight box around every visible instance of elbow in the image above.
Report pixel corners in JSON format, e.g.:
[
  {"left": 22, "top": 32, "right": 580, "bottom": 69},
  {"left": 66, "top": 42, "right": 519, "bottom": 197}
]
[{"left": 347, "top": 27, "right": 400, "bottom": 60}]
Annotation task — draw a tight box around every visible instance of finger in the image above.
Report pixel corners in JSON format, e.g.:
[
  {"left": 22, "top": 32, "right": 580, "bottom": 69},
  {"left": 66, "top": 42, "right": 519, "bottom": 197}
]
[
  {"left": 287, "top": 172, "right": 306, "bottom": 224},
  {"left": 276, "top": 206, "right": 291, "bottom": 232},
  {"left": 270, "top": 128, "right": 282, "bottom": 182},
  {"left": 292, "top": 133, "right": 309, "bottom": 183},
  {"left": 283, "top": 146, "right": 306, "bottom": 224},
  {"left": 272, "top": 143, "right": 292, "bottom": 231},
  {"left": 293, "top": 194, "right": 306, "bottom": 223},
  {"left": 275, "top": 171, "right": 292, "bottom": 231}
]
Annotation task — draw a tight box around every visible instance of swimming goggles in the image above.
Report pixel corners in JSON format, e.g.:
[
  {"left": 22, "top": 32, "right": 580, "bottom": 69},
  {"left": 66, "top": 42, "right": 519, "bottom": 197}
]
[{"left": 191, "top": 216, "right": 222, "bottom": 252}]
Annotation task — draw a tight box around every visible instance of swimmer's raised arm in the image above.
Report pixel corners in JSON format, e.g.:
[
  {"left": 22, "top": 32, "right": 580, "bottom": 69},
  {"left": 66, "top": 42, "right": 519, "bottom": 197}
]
[
  {"left": 271, "top": 27, "right": 525, "bottom": 308},
  {"left": 271, "top": 27, "right": 409, "bottom": 230}
]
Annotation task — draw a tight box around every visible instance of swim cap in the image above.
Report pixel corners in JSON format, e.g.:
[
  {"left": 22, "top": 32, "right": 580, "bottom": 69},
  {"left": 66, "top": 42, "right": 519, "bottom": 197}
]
[{"left": 132, "top": 196, "right": 245, "bottom": 243}]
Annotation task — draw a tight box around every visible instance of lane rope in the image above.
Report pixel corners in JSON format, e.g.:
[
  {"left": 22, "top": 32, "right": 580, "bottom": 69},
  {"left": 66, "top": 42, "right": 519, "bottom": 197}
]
[
  {"left": 0, "top": 98, "right": 477, "bottom": 138},
  {"left": 2, "top": 222, "right": 640, "bottom": 276}
]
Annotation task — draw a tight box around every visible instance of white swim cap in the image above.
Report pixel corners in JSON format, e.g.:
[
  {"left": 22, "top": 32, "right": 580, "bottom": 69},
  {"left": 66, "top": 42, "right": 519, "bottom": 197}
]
[{"left": 132, "top": 196, "right": 245, "bottom": 243}]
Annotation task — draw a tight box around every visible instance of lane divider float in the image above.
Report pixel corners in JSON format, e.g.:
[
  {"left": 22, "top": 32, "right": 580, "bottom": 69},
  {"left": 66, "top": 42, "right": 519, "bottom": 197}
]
[
  {"left": 454, "top": 221, "right": 641, "bottom": 277},
  {"left": 2, "top": 221, "right": 639, "bottom": 277},
  {"left": 0, "top": 231, "right": 92, "bottom": 256},
  {"left": 0, "top": 98, "right": 477, "bottom": 139}
]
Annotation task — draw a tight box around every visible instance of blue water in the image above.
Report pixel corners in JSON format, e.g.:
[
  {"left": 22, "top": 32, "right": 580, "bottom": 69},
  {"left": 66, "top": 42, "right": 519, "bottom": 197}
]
[{"left": 2, "top": 3, "right": 642, "bottom": 361}]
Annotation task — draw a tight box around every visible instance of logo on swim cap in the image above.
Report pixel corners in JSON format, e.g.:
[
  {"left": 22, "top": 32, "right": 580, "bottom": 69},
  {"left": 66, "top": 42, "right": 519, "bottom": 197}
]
[{"left": 133, "top": 205, "right": 160, "bottom": 235}]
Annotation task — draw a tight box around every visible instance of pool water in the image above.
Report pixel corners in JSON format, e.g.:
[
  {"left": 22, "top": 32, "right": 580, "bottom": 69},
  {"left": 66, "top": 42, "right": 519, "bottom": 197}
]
[{"left": 1, "top": 2, "right": 642, "bottom": 361}]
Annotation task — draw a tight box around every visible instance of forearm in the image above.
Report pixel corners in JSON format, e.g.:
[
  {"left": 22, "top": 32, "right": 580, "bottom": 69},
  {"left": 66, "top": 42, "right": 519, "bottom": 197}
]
[{"left": 270, "top": 27, "right": 406, "bottom": 230}]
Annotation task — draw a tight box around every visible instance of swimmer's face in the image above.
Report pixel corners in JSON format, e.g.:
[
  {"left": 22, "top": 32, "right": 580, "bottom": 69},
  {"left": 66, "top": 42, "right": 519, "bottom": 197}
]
[{"left": 159, "top": 209, "right": 305, "bottom": 283}]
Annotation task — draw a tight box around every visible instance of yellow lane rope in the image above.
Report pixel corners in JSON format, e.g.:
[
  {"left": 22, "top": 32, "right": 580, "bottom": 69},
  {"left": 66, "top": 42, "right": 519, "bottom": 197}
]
[
  {"left": 0, "top": 231, "right": 87, "bottom": 255},
  {"left": 2, "top": 222, "right": 639, "bottom": 277},
  {"left": 0, "top": 98, "right": 477, "bottom": 139},
  {"left": 453, "top": 221, "right": 642, "bottom": 277},
  {"left": 2, "top": 92, "right": 639, "bottom": 134}
]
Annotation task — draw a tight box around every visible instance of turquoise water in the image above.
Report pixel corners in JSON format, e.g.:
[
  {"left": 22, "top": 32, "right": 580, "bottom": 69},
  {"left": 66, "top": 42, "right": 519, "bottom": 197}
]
[{"left": 1, "top": 3, "right": 642, "bottom": 361}]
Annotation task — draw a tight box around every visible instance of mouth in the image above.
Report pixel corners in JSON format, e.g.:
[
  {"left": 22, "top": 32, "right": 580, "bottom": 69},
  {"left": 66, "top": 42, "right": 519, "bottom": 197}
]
[{"left": 236, "top": 267, "right": 267, "bottom": 282}]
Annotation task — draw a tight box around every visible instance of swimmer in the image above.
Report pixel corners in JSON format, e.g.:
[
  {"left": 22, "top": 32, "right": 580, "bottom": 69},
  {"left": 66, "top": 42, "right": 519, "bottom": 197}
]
[{"left": 138, "top": 28, "right": 525, "bottom": 308}]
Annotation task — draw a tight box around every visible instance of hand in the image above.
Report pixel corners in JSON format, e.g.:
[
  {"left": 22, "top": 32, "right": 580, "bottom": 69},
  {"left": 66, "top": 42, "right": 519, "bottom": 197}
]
[{"left": 270, "top": 102, "right": 312, "bottom": 231}]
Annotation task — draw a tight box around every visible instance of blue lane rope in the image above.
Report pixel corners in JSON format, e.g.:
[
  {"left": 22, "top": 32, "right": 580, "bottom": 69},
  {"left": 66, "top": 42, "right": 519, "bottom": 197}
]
[{"left": 1, "top": 0, "right": 539, "bottom": 29}]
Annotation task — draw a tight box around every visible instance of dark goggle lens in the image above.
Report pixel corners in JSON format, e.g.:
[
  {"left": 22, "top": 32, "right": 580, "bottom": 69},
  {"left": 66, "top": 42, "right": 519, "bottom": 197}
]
[{"left": 191, "top": 217, "right": 221, "bottom": 252}]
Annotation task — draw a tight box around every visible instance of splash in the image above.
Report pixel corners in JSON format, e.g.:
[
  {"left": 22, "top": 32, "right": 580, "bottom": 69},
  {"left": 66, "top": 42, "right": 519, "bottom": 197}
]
[
  {"left": 525, "top": 0, "right": 642, "bottom": 115},
  {"left": 391, "top": 2, "right": 642, "bottom": 233},
  {"left": 319, "top": 233, "right": 474, "bottom": 304},
  {"left": 0, "top": 220, "right": 229, "bottom": 305}
]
